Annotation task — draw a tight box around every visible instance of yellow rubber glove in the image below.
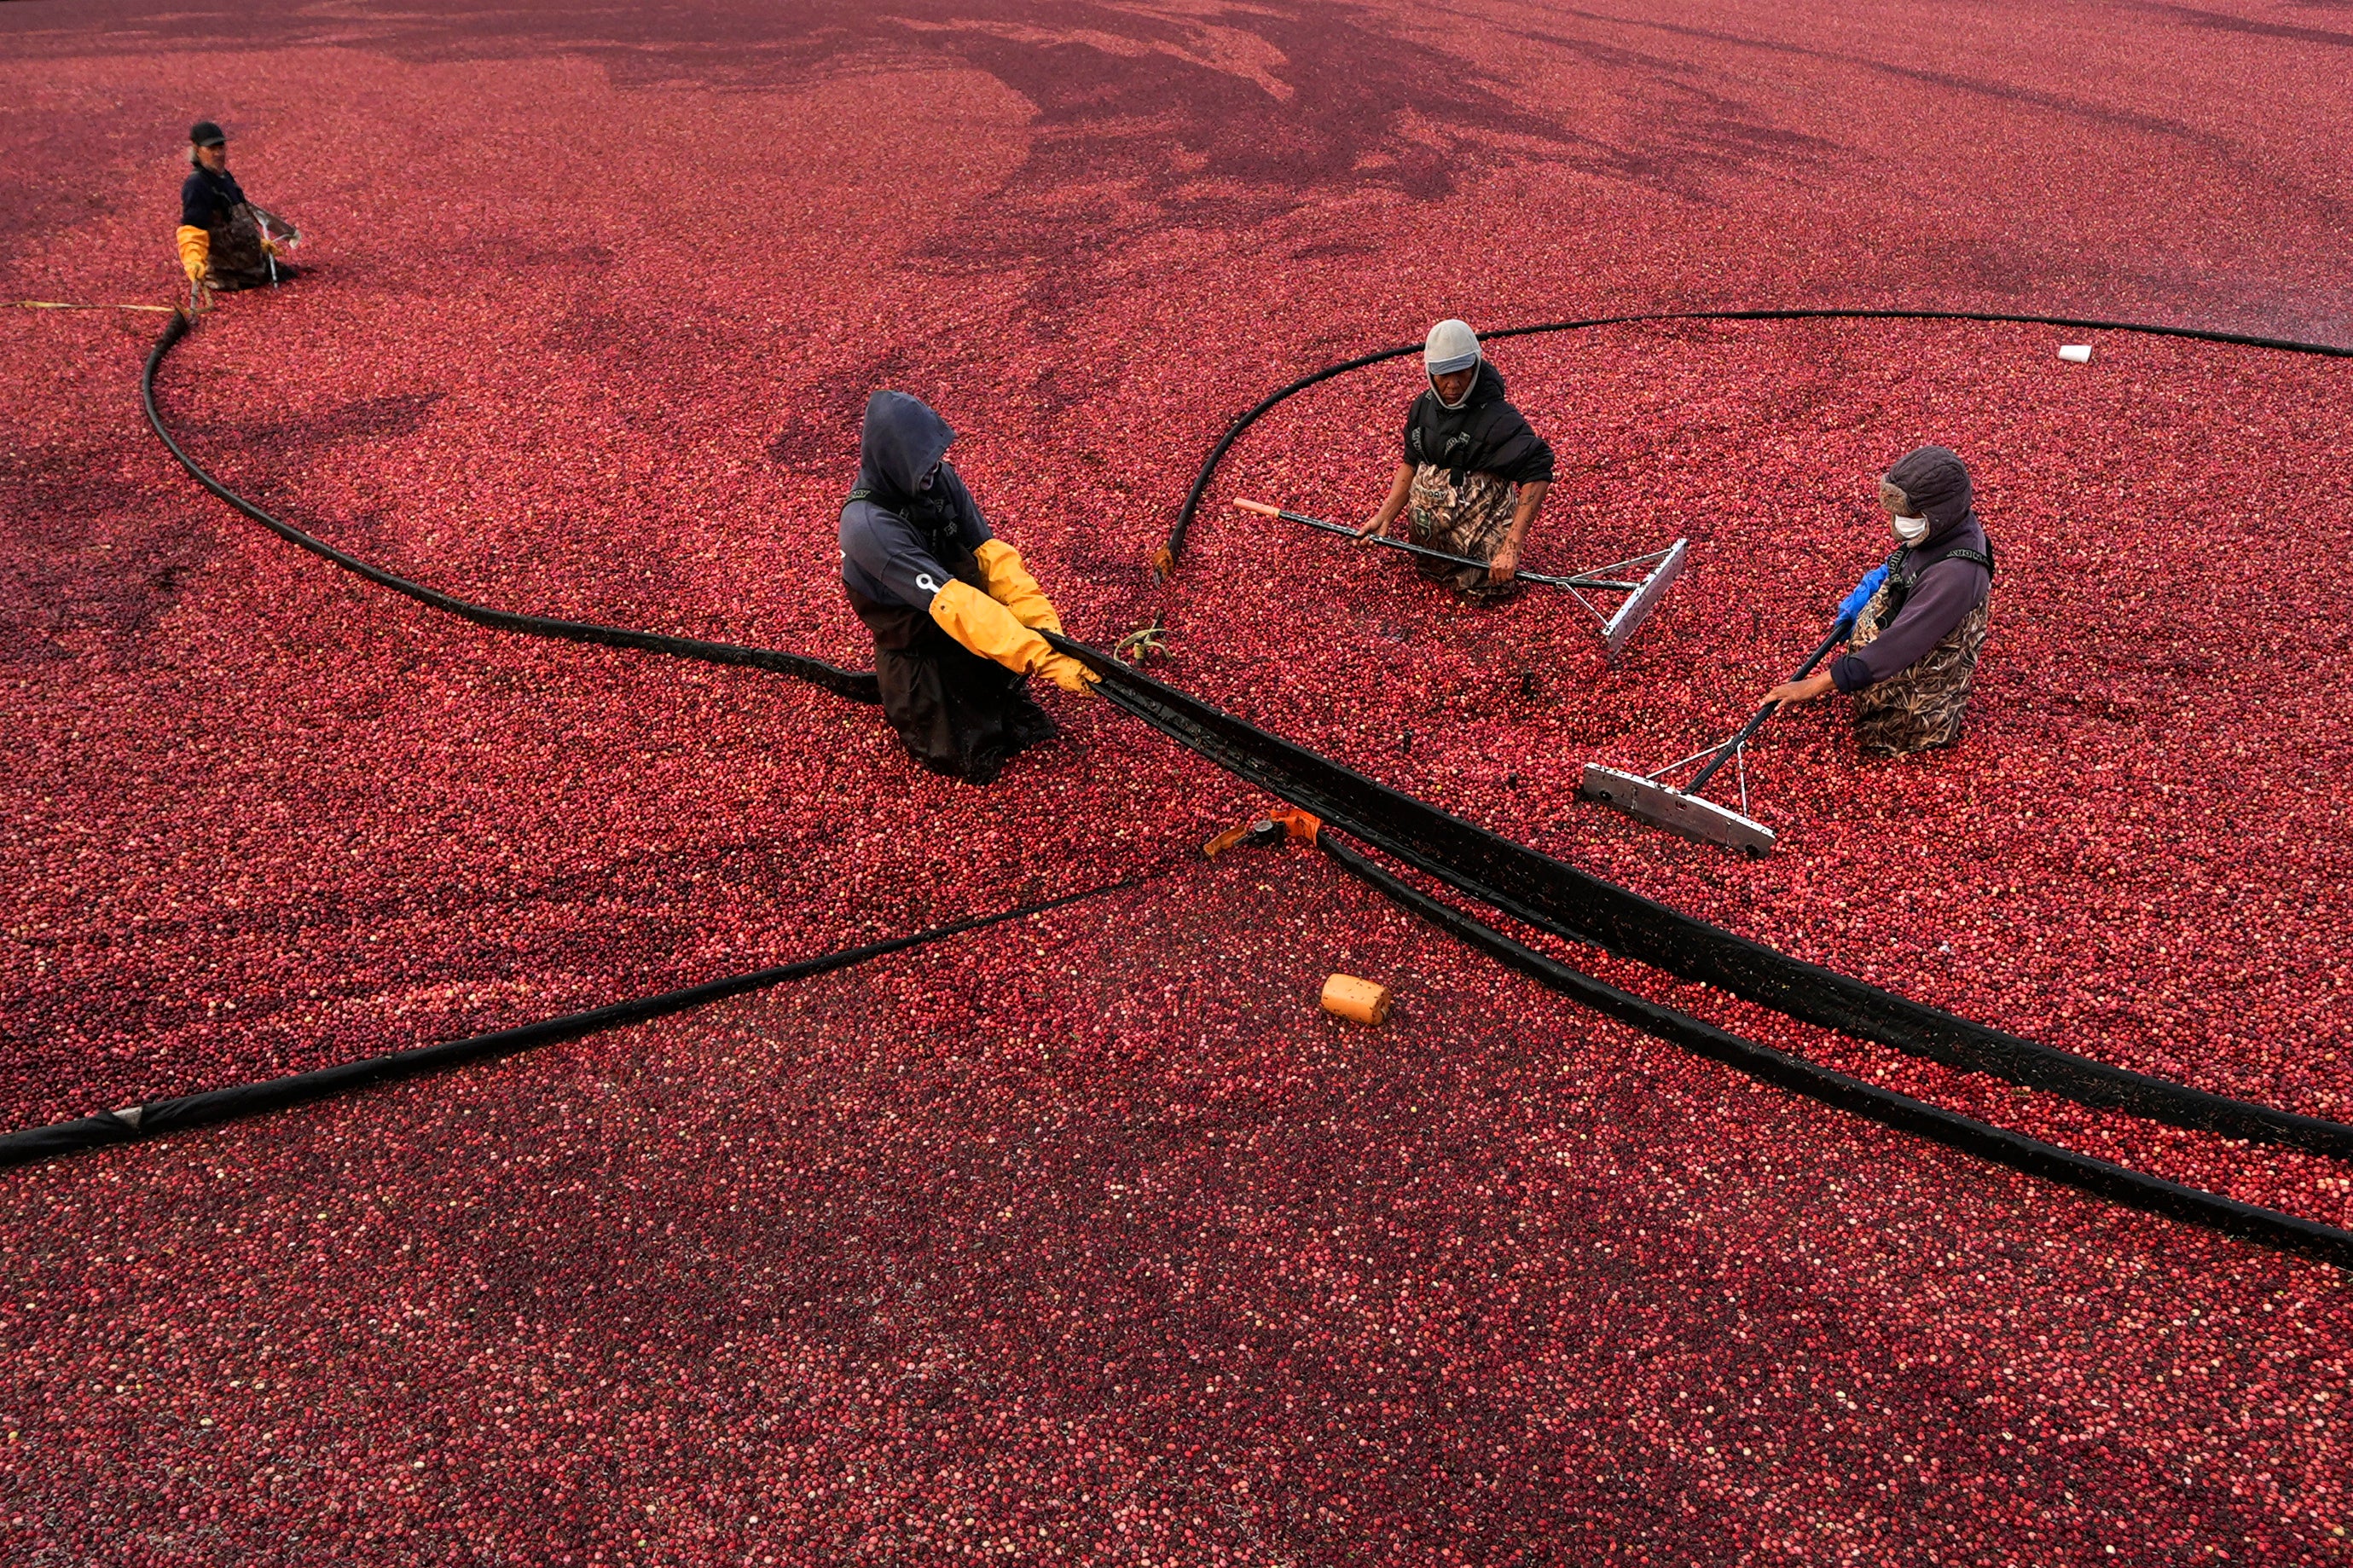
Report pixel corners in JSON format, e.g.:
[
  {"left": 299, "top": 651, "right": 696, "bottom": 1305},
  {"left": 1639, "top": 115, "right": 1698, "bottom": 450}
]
[
  {"left": 929, "top": 579, "right": 1098, "bottom": 694},
  {"left": 930, "top": 577, "right": 1052, "bottom": 674},
  {"left": 176, "top": 225, "right": 211, "bottom": 282},
  {"left": 973, "top": 539, "right": 1063, "bottom": 634},
  {"left": 1036, "top": 652, "right": 1100, "bottom": 694}
]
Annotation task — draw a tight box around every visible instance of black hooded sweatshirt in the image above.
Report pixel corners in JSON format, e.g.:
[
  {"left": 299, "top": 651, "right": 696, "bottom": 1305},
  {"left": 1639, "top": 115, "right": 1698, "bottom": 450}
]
[
  {"left": 835, "top": 391, "right": 1052, "bottom": 785},
  {"left": 1829, "top": 445, "right": 1994, "bottom": 692},
  {"left": 1400, "top": 361, "right": 1555, "bottom": 487},
  {"left": 839, "top": 391, "right": 994, "bottom": 610}
]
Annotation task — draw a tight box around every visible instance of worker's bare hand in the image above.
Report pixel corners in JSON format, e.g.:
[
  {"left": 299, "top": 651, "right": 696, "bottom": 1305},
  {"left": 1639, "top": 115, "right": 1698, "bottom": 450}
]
[
  {"left": 1764, "top": 673, "right": 1836, "bottom": 706},
  {"left": 1487, "top": 542, "right": 1521, "bottom": 584},
  {"left": 1354, "top": 515, "right": 1392, "bottom": 546}
]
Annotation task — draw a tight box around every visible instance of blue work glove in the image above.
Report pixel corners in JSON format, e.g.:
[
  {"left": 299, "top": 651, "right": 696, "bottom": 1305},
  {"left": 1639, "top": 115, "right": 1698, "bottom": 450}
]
[{"left": 1834, "top": 565, "right": 1889, "bottom": 631}]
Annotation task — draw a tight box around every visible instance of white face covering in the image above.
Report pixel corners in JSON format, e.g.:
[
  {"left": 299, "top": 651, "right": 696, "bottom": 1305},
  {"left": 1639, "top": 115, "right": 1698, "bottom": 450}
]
[{"left": 1891, "top": 512, "right": 1931, "bottom": 545}]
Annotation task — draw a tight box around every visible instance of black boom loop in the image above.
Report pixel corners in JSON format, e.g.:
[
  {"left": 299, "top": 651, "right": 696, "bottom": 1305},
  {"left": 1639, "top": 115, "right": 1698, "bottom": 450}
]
[
  {"left": 141, "top": 313, "right": 883, "bottom": 702},
  {"left": 47, "top": 308, "right": 2344, "bottom": 1269},
  {"left": 1158, "top": 305, "right": 2351, "bottom": 569}
]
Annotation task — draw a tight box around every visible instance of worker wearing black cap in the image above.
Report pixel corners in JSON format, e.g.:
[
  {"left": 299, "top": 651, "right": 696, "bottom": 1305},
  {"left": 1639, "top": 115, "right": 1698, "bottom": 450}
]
[
  {"left": 176, "top": 120, "right": 296, "bottom": 304},
  {"left": 1765, "top": 446, "right": 1996, "bottom": 755}
]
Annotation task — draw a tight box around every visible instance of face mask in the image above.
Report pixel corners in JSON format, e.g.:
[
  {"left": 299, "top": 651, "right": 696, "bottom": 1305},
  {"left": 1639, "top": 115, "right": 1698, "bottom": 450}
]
[{"left": 1892, "top": 513, "right": 1930, "bottom": 545}]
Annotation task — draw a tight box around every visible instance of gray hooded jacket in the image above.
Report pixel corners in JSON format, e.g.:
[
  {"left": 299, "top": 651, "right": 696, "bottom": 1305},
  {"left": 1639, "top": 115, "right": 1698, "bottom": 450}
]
[{"left": 839, "top": 391, "right": 994, "bottom": 610}]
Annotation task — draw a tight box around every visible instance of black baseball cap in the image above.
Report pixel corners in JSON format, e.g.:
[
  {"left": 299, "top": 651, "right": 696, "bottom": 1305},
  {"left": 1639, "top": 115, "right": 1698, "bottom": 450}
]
[{"left": 189, "top": 120, "right": 227, "bottom": 147}]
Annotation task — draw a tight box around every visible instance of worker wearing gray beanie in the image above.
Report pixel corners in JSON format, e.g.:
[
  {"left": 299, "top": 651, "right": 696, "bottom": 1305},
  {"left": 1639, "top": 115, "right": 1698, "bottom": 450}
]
[
  {"left": 1357, "top": 319, "right": 1556, "bottom": 603},
  {"left": 1423, "top": 318, "right": 1481, "bottom": 402}
]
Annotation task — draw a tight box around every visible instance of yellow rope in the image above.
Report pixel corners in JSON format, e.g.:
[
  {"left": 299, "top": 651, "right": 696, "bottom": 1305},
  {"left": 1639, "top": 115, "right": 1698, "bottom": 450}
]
[{"left": 9, "top": 300, "right": 177, "bottom": 312}]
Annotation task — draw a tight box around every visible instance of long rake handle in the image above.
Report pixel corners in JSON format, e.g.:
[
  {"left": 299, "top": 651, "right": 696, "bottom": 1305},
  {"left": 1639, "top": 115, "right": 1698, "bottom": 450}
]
[
  {"left": 1684, "top": 618, "right": 1850, "bottom": 795},
  {"left": 1234, "top": 498, "right": 1585, "bottom": 589}
]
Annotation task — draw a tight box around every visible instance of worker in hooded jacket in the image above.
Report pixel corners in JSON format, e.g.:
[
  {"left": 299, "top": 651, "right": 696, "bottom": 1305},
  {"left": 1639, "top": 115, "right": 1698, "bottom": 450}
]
[
  {"left": 1356, "top": 319, "right": 1554, "bottom": 604},
  {"left": 1766, "top": 445, "right": 1996, "bottom": 755},
  {"left": 839, "top": 391, "right": 1097, "bottom": 784},
  {"left": 175, "top": 120, "right": 295, "bottom": 306}
]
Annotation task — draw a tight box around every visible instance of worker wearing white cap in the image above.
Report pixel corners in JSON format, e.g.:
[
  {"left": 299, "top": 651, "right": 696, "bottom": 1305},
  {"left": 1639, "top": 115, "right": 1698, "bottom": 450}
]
[{"left": 1356, "top": 319, "right": 1554, "bottom": 604}]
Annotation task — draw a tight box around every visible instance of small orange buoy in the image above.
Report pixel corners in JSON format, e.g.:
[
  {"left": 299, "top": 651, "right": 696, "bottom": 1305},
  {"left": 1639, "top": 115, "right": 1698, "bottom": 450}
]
[{"left": 1320, "top": 974, "right": 1393, "bottom": 1026}]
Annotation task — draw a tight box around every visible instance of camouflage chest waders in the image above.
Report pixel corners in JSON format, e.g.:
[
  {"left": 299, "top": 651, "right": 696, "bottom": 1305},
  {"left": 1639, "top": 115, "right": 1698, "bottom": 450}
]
[
  {"left": 1849, "top": 590, "right": 1991, "bottom": 756},
  {"left": 1405, "top": 463, "right": 1522, "bottom": 605},
  {"left": 203, "top": 203, "right": 276, "bottom": 292}
]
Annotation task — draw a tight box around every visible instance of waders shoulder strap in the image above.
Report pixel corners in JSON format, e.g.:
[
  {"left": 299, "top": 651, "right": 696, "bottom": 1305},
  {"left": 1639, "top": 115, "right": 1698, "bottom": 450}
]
[
  {"left": 1944, "top": 542, "right": 1995, "bottom": 577},
  {"left": 1879, "top": 539, "right": 1996, "bottom": 622}
]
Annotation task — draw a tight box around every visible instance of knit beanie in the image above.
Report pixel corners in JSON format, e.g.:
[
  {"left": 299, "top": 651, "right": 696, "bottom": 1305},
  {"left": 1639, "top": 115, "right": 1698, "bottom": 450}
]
[{"left": 1423, "top": 318, "right": 1481, "bottom": 377}]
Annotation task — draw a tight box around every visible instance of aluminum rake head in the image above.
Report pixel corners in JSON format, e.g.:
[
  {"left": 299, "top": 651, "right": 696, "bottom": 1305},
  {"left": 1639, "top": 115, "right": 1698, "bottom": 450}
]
[
  {"left": 1597, "top": 538, "right": 1688, "bottom": 659},
  {"left": 1578, "top": 764, "right": 1777, "bottom": 857}
]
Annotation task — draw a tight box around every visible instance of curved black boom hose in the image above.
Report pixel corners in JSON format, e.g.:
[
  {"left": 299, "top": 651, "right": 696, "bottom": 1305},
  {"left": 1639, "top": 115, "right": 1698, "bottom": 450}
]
[
  {"left": 1315, "top": 833, "right": 2353, "bottom": 1270},
  {"left": 1057, "top": 634, "right": 2353, "bottom": 1165},
  {"left": 0, "top": 877, "right": 1149, "bottom": 1168},
  {"left": 1162, "top": 305, "right": 2352, "bottom": 567},
  {"left": 142, "top": 313, "right": 881, "bottom": 702}
]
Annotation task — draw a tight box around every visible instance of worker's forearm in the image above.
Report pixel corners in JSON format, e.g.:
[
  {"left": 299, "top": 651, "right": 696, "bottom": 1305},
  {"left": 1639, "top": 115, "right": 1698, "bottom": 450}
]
[
  {"left": 1506, "top": 480, "right": 1549, "bottom": 546},
  {"left": 1373, "top": 463, "right": 1414, "bottom": 524},
  {"left": 1765, "top": 669, "right": 1838, "bottom": 705}
]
